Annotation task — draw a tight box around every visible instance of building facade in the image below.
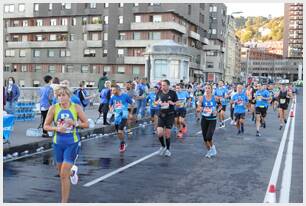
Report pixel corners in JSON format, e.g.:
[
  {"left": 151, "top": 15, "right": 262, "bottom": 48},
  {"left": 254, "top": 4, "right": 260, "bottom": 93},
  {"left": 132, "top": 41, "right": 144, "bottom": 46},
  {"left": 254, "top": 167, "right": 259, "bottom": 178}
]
[
  {"left": 283, "top": 3, "right": 303, "bottom": 58},
  {"left": 224, "top": 15, "right": 236, "bottom": 84},
  {"left": 4, "top": 3, "right": 231, "bottom": 87}
]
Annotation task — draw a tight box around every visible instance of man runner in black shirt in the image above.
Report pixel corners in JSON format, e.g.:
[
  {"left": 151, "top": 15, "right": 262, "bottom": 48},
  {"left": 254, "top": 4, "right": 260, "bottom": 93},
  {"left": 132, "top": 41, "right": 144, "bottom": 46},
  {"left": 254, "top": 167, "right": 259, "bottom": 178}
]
[{"left": 155, "top": 79, "right": 178, "bottom": 157}]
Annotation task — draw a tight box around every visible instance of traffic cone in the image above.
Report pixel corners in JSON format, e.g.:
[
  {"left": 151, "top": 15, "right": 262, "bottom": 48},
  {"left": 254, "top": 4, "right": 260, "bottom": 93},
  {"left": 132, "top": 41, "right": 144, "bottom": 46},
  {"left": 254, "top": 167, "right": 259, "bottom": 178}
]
[
  {"left": 264, "top": 184, "right": 276, "bottom": 203},
  {"left": 290, "top": 109, "right": 294, "bottom": 118}
]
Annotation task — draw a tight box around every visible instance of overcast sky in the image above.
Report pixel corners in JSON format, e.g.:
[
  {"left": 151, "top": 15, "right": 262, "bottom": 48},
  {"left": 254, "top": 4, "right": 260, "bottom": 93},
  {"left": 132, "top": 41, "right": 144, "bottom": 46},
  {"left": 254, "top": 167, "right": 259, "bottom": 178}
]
[{"left": 226, "top": 3, "right": 284, "bottom": 18}]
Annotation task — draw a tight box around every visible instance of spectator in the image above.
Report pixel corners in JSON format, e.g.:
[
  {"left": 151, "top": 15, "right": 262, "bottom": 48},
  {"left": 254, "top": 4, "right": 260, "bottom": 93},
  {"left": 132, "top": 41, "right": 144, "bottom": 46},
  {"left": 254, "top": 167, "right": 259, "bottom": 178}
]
[
  {"left": 52, "top": 80, "right": 81, "bottom": 105},
  {"left": 98, "top": 81, "right": 112, "bottom": 125},
  {"left": 135, "top": 78, "right": 149, "bottom": 119},
  {"left": 74, "top": 81, "right": 96, "bottom": 111},
  {"left": 98, "top": 72, "right": 109, "bottom": 92},
  {"left": 51, "top": 77, "right": 60, "bottom": 91},
  {"left": 5, "top": 77, "right": 20, "bottom": 114},
  {"left": 39, "top": 75, "right": 53, "bottom": 138}
]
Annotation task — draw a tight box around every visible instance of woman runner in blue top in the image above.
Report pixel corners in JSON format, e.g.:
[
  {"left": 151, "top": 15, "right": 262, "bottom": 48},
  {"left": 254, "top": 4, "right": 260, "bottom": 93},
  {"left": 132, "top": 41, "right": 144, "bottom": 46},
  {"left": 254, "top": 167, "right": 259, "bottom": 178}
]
[
  {"left": 197, "top": 84, "right": 218, "bottom": 158},
  {"left": 44, "top": 86, "right": 88, "bottom": 203}
]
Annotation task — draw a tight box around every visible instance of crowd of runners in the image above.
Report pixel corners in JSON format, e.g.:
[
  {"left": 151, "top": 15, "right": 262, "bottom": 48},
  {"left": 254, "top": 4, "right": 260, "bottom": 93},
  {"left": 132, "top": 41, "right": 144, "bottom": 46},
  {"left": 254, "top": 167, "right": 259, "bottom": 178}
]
[{"left": 34, "top": 74, "right": 297, "bottom": 203}]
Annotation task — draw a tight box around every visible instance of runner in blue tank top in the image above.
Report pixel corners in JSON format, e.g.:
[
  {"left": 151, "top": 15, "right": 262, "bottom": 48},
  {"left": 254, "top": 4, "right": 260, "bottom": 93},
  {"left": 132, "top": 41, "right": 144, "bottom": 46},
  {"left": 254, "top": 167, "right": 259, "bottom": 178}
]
[{"left": 44, "top": 86, "right": 88, "bottom": 203}]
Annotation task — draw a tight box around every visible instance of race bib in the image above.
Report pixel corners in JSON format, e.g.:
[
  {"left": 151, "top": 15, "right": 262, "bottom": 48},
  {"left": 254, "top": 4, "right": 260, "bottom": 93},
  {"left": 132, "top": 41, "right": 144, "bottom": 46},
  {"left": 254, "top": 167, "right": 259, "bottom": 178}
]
[
  {"left": 237, "top": 98, "right": 244, "bottom": 106},
  {"left": 280, "top": 98, "right": 286, "bottom": 104},
  {"left": 256, "top": 96, "right": 262, "bottom": 101},
  {"left": 202, "top": 107, "right": 213, "bottom": 117},
  {"left": 177, "top": 99, "right": 185, "bottom": 108},
  {"left": 160, "top": 103, "right": 169, "bottom": 109}
]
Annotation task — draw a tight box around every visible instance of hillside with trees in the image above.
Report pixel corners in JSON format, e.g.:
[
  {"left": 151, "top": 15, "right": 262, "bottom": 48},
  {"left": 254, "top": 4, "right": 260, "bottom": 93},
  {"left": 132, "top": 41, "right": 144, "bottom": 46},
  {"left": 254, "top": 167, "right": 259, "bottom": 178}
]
[{"left": 235, "top": 16, "right": 284, "bottom": 43}]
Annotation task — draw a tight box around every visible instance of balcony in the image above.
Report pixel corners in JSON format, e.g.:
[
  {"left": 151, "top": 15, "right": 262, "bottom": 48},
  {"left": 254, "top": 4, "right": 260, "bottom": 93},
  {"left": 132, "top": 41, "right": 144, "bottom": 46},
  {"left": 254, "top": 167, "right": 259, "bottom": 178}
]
[
  {"left": 7, "top": 41, "right": 68, "bottom": 48},
  {"left": 6, "top": 25, "right": 68, "bottom": 34},
  {"left": 130, "top": 22, "right": 187, "bottom": 34},
  {"left": 124, "top": 56, "right": 145, "bottom": 64},
  {"left": 116, "top": 40, "right": 165, "bottom": 48},
  {"left": 86, "top": 40, "right": 103, "bottom": 47},
  {"left": 189, "top": 31, "right": 200, "bottom": 41},
  {"left": 201, "top": 37, "right": 209, "bottom": 45},
  {"left": 203, "top": 44, "right": 221, "bottom": 51},
  {"left": 84, "top": 24, "right": 103, "bottom": 31}
]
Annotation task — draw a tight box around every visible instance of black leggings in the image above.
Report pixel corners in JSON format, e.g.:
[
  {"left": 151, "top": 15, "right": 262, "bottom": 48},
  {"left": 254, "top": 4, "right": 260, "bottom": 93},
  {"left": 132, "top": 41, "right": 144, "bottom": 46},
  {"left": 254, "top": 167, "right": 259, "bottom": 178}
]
[
  {"left": 41, "top": 110, "right": 49, "bottom": 134},
  {"left": 230, "top": 104, "right": 234, "bottom": 120},
  {"left": 201, "top": 117, "right": 217, "bottom": 142}
]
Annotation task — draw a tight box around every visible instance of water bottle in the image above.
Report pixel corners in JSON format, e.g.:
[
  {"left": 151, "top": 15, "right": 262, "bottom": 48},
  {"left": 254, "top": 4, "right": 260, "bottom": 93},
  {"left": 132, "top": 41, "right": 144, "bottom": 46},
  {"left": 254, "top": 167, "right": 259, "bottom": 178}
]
[
  {"left": 21, "top": 150, "right": 29, "bottom": 156},
  {"left": 88, "top": 119, "right": 95, "bottom": 128},
  {"left": 26, "top": 128, "right": 43, "bottom": 137},
  {"left": 6, "top": 154, "right": 12, "bottom": 159},
  {"left": 142, "top": 122, "right": 147, "bottom": 128}
]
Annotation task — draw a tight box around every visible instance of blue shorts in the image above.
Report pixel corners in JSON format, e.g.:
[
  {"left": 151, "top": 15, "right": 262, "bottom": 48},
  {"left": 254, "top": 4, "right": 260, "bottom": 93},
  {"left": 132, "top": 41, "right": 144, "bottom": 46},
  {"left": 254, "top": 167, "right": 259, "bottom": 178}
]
[
  {"left": 53, "top": 142, "right": 80, "bottom": 165},
  {"left": 150, "top": 108, "right": 159, "bottom": 117}
]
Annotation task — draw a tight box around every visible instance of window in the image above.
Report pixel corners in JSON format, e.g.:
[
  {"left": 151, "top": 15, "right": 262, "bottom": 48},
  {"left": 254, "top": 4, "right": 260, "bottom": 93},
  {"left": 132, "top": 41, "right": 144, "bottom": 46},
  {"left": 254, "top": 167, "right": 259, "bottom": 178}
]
[
  {"left": 150, "top": 3, "right": 160, "bottom": 6},
  {"left": 4, "top": 65, "right": 10, "bottom": 72},
  {"left": 104, "top": 16, "right": 108, "bottom": 24},
  {"left": 119, "top": 33, "right": 126, "bottom": 40},
  {"left": 105, "top": 3, "right": 109, "bottom": 8},
  {"left": 83, "top": 33, "right": 88, "bottom": 40},
  {"left": 35, "top": 65, "right": 42, "bottom": 72},
  {"left": 13, "top": 20, "right": 19, "bottom": 27},
  {"left": 92, "top": 16, "right": 101, "bottom": 24},
  {"left": 50, "top": 34, "right": 57, "bottom": 41},
  {"left": 200, "top": 14, "right": 204, "bottom": 24},
  {"left": 21, "top": 35, "right": 27, "bottom": 42},
  {"left": 132, "top": 66, "right": 140, "bottom": 75},
  {"left": 18, "top": 4, "right": 25, "bottom": 12},
  {"left": 119, "top": 3, "right": 124, "bottom": 7},
  {"left": 104, "top": 32, "right": 108, "bottom": 41},
  {"left": 36, "top": 19, "right": 43, "bottom": 26},
  {"left": 22, "top": 20, "right": 28, "bottom": 27},
  {"left": 67, "top": 65, "right": 73, "bottom": 72},
  {"left": 70, "top": 34, "right": 75, "bottom": 41},
  {"left": 61, "top": 65, "right": 66, "bottom": 73},
  {"left": 21, "top": 65, "right": 27, "bottom": 72},
  {"left": 134, "top": 32, "right": 141, "bottom": 40},
  {"left": 154, "top": 60, "right": 168, "bottom": 78},
  {"left": 134, "top": 3, "right": 139, "bottom": 6},
  {"left": 92, "top": 33, "right": 99, "bottom": 40},
  {"left": 48, "top": 65, "right": 56, "bottom": 73},
  {"left": 117, "top": 66, "right": 125, "bottom": 74},
  {"left": 103, "top": 49, "right": 108, "bottom": 57},
  {"left": 188, "top": 5, "right": 192, "bottom": 15},
  {"left": 19, "top": 80, "right": 25, "bottom": 87},
  {"left": 5, "top": 49, "right": 15, "bottom": 57},
  {"left": 33, "top": 50, "right": 40, "bottom": 57},
  {"left": 49, "top": 3, "right": 53, "bottom": 10},
  {"left": 104, "top": 66, "right": 111, "bottom": 72},
  {"left": 153, "top": 15, "right": 162, "bottom": 23},
  {"left": 60, "top": 49, "right": 70, "bottom": 57},
  {"left": 90, "top": 3, "right": 96, "bottom": 8},
  {"left": 118, "top": 49, "right": 124, "bottom": 56},
  {"left": 169, "top": 60, "right": 179, "bottom": 79},
  {"left": 149, "top": 32, "right": 161, "bottom": 40},
  {"left": 212, "top": 29, "right": 217, "bottom": 34},
  {"left": 82, "top": 17, "right": 87, "bottom": 25},
  {"left": 19, "top": 50, "right": 26, "bottom": 57},
  {"left": 4, "top": 4, "right": 14, "bottom": 13},
  {"left": 84, "top": 49, "right": 96, "bottom": 57},
  {"left": 81, "top": 65, "right": 89, "bottom": 73},
  {"left": 48, "top": 50, "right": 55, "bottom": 57},
  {"left": 51, "top": 18, "right": 57, "bottom": 26},
  {"left": 62, "top": 3, "right": 71, "bottom": 9},
  {"left": 135, "top": 15, "right": 141, "bottom": 23},
  {"left": 119, "top": 16, "right": 123, "bottom": 24},
  {"left": 34, "top": 4, "right": 39, "bottom": 11},
  {"left": 207, "top": 62, "right": 214, "bottom": 68},
  {"left": 61, "top": 18, "right": 68, "bottom": 26},
  {"left": 72, "top": 18, "right": 76, "bottom": 26}
]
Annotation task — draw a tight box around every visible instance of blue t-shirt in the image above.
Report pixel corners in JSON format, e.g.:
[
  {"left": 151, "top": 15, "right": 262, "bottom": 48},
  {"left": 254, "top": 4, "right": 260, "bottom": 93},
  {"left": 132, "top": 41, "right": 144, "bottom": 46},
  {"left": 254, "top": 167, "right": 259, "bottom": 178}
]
[
  {"left": 52, "top": 95, "right": 82, "bottom": 105},
  {"left": 176, "top": 91, "right": 190, "bottom": 109},
  {"left": 255, "top": 90, "right": 270, "bottom": 108},
  {"left": 201, "top": 95, "right": 217, "bottom": 120},
  {"left": 147, "top": 92, "right": 159, "bottom": 110},
  {"left": 39, "top": 85, "right": 53, "bottom": 110},
  {"left": 214, "top": 87, "right": 228, "bottom": 106},
  {"left": 232, "top": 92, "right": 248, "bottom": 114},
  {"left": 109, "top": 93, "right": 132, "bottom": 123}
]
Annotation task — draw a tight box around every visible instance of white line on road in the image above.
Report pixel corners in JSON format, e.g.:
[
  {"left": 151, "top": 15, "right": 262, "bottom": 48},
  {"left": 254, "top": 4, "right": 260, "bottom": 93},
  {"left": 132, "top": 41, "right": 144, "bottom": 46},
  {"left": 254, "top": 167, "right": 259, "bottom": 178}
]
[
  {"left": 196, "top": 118, "right": 231, "bottom": 134},
  {"left": 279, "top": 102, "right": 296, "bottom": 202},
  {"left": 83, "top": 150, "right": 160, "bottom": 187},
  {"left": 263, "top": 101, "right": 295, "bottom": 203}
]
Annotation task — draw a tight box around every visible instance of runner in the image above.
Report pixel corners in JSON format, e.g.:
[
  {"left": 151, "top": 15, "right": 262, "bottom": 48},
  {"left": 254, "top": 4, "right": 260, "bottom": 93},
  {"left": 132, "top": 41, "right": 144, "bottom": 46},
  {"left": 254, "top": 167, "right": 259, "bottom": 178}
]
[
  {"left": 155, "top": 79, "right": 178, "bottom": 157},
  {"left": 231, "top": 84, "right": 248, "bottom": 135},
  {"left": 125, "top": 81, "right": 137, "bottom": 135},
  {"left": 214, "top": 80, "right": 229, "bottom": 128},
  {"left": 147, "top": 86, "right": 160, "bottom": 134},
  {"left": 175, "top": 84, "right": 190, "bottom": 139},
  {"left": 229, "top": 84, "right": 237, "bottom": 125},
  {"left": 275, "top": 84, "right": 292, "bottom": 130},
  {"left": 109, "top": 84, "right": 133, "bottom": 153},
  {"left": 250, "top": 82, "right": 258, "bottom": 122},
  {"left": 271, "top": 83, "right": 280, "bottom": 111},
  {"left": 43, "top": 86, "right": 89, "bottom": 203},
  {"left": 196, "top": 84, "right": 217, "bottom": 158},
  {"left": 245, "top": 85, "right": 253, "bottom": 114},
  {"left": 254, "top": 83, "right": 271, "bottom": 136}
]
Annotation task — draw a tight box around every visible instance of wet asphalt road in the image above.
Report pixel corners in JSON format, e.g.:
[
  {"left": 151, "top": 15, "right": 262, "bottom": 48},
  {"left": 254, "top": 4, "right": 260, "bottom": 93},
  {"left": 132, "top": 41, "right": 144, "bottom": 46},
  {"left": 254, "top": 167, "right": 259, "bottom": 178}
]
[{"left": 3, "top": 94, "right": 303, "bottom": 203}]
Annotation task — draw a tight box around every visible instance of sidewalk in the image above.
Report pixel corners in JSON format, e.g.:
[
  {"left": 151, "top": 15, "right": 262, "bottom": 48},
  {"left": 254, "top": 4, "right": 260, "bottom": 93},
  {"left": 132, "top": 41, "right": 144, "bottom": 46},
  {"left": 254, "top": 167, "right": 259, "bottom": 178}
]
[{"left": 3, "top": 106, "right": 195, "bottom": 156}]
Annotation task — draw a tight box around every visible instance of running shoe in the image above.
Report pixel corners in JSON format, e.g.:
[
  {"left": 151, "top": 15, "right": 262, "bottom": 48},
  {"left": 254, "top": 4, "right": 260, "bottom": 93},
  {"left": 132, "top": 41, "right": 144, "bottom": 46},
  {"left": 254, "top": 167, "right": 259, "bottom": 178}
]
[
  {"left": 205, "top": 150, "right": 212, "bottom": 158},
  {"left": 219, "top": 123, "right": 223, "bottom": 128},
  {"left": 164, "top": 149, "right": 171, "bottom": 157},
  {"left": 119, "top": 143, "right": 126, "bottom": 153},
  {"left": 210, "top": 145, "right": 217, "bottom": 157},
  {"left": 158, "top": 147, "right": 167, "bottom": 156},
  {"left": 222, "top": 122, "right": 226, "bottom": 128},
  {"left": 279, "top": 125, "right": 283, "bottom": 130},
  {"left": 230, "top": 120, "right": 235, "bottom": 125},
  {"left": 284, "top": 119, "right": 287, "bottom": 124},
  {"left": 70, "top": 165, "right": 78, "bottom": 185},
  {"left": 256, "top": 131, "right": 261, "bottom": 137},
  {"left": 197, "top": 117, "right": 200, "bottom": 122},
  {"left": 181, "top": 126, "right": 187, "bottom": 134},
  {"left": 262, "top": 122, "right": 266, "bottom": 128}
]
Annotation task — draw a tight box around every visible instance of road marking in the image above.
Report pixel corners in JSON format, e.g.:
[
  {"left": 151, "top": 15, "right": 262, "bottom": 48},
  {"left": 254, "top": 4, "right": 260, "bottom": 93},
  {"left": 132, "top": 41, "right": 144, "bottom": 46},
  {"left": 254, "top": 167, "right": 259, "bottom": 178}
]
[
  {"left": 196, "top": 118, "right": 231, "bottom": 134},
  {"left": 263, "top": 101, "right": 295, "bottom": 203},
  {"left": 279, "top": 102, "right": 296, "bottom": 202},
  {"left": 83, "top": 150, "right": 159, "bottom": 187}
]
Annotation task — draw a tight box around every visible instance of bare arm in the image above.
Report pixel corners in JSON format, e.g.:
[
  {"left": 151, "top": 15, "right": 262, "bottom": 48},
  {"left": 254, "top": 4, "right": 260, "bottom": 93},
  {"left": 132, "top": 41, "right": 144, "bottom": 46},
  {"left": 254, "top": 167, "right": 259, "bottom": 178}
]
[
  {"left": 43, "top": 106, "right": 57, "bottom": 132},
  {"left": 75, "top": 104, "right": 89, "bottom": 128}
]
